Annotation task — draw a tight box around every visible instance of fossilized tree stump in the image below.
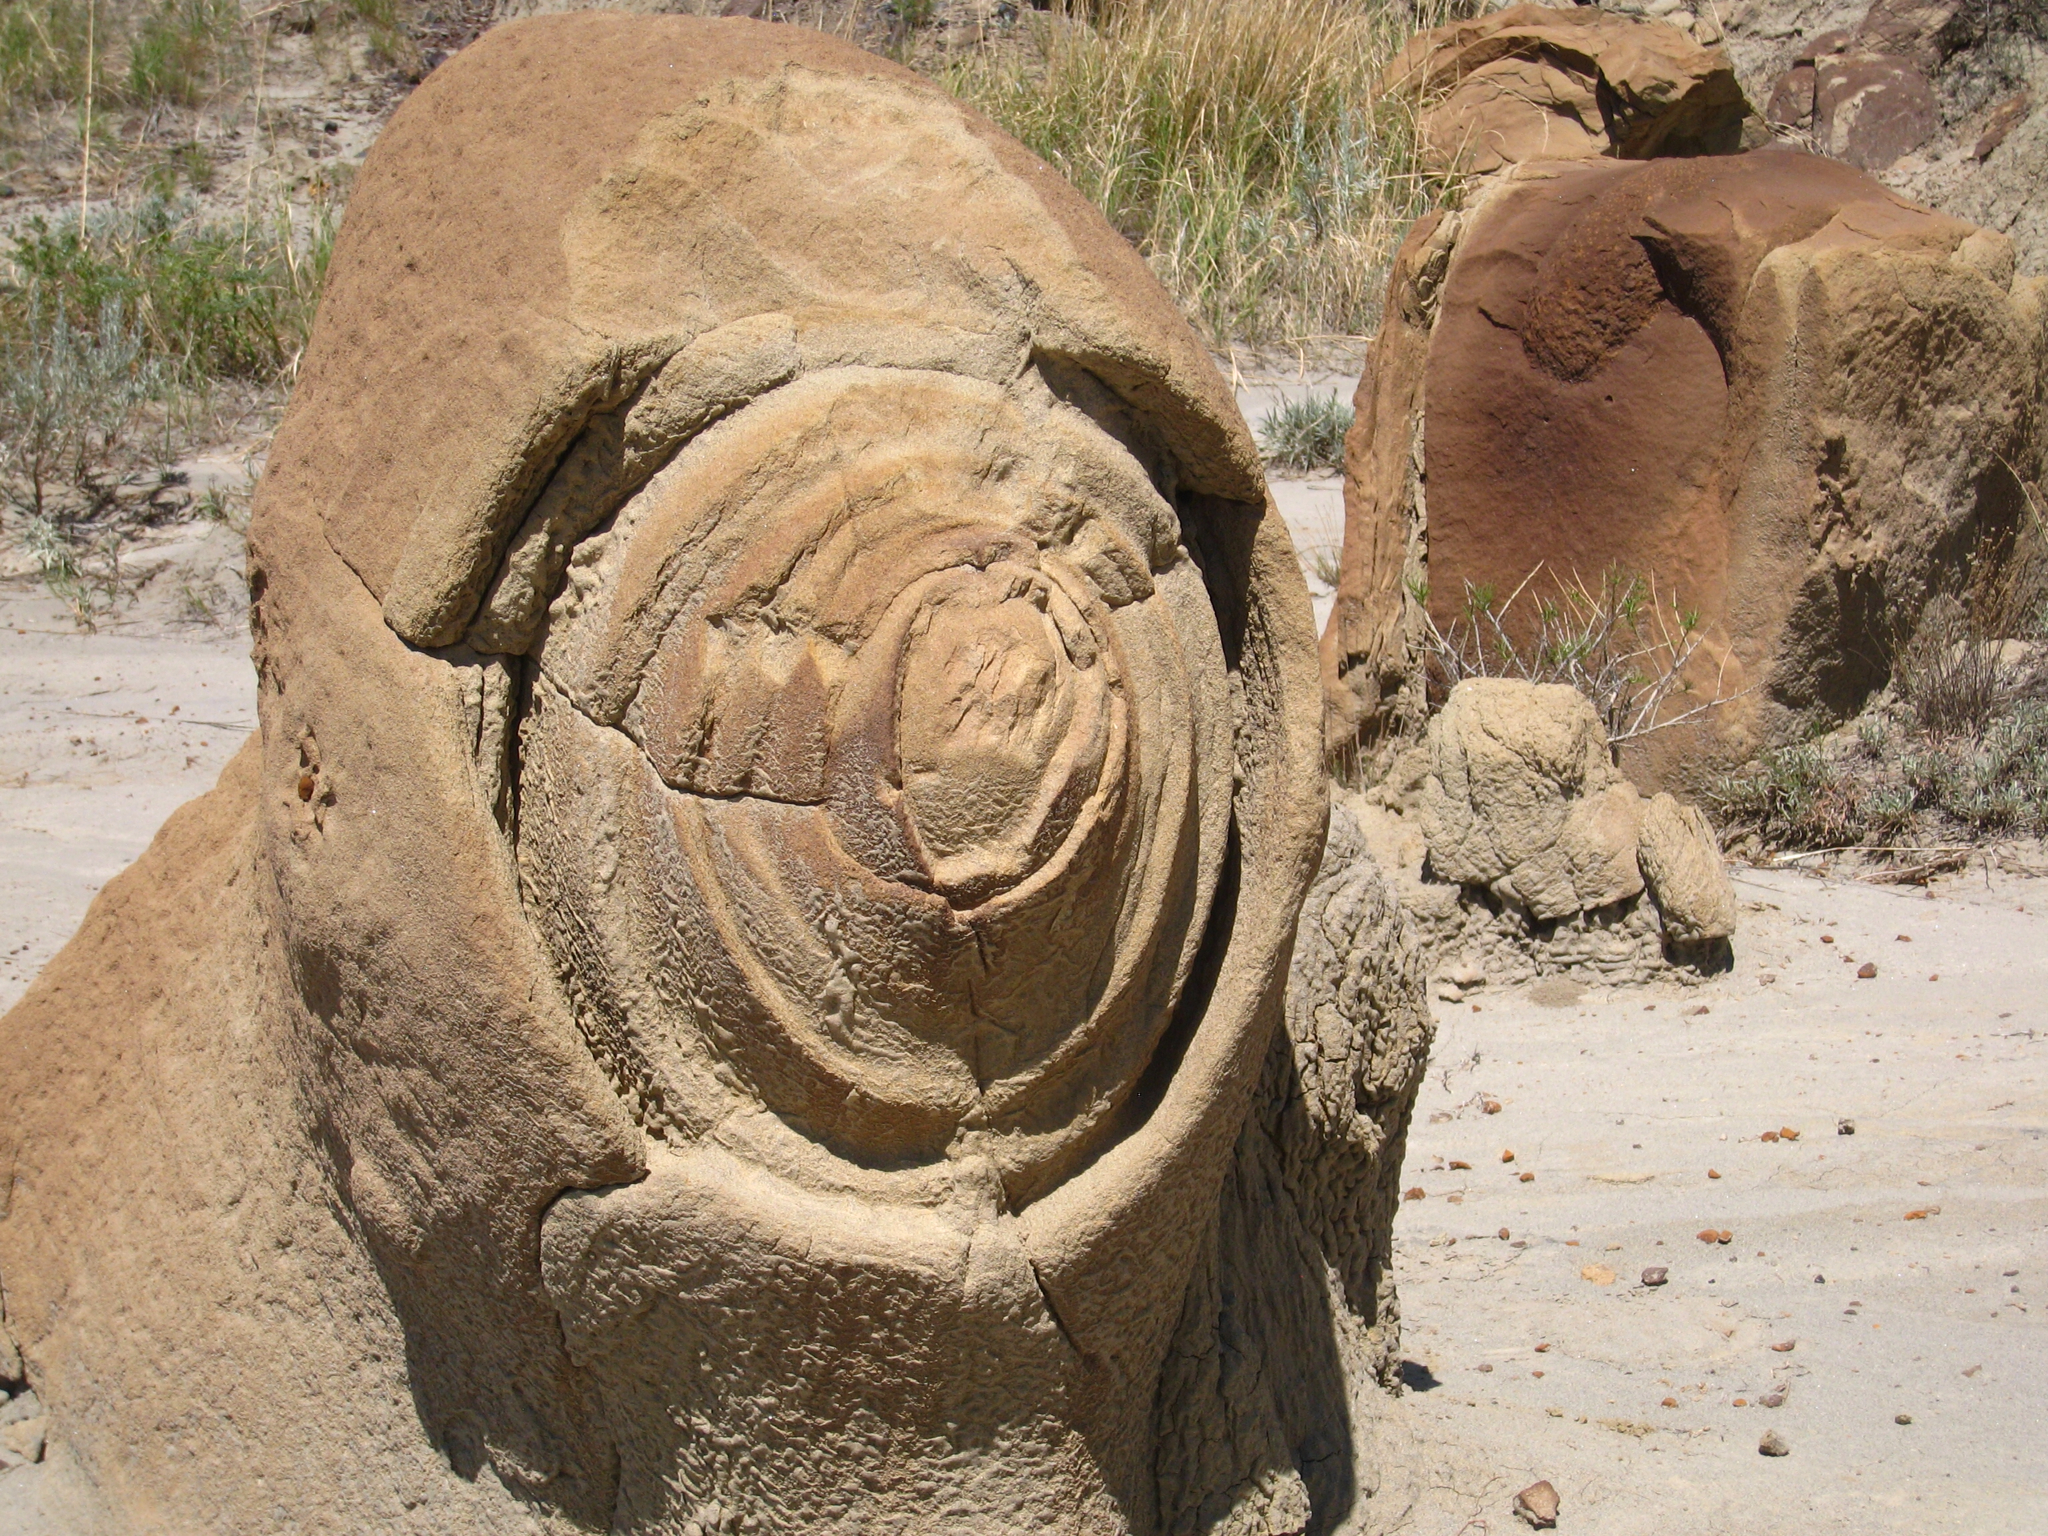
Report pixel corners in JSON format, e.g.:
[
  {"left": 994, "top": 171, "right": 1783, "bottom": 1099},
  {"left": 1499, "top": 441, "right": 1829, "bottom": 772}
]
[{"left": 0, "top": 16, "right": 1427, "bottom": 1533}]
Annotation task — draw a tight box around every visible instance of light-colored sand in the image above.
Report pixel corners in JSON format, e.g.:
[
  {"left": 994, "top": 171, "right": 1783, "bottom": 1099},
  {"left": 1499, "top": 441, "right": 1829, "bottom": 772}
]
[
  {"left": 1368, "top": 864, "right": 2047, "bottom": 1534},
  {"left": 0, "top": 525, "right": 254, "bottom": 1016}
]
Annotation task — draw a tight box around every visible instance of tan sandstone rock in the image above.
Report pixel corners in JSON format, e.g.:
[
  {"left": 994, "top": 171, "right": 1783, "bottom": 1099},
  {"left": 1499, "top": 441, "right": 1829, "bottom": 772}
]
[
  {"left": 1637, "top": 792, "right": 1738, "bottom": 942},
  {"left": 0, "top": 14, "right": 1421, "bottom": 1535},
  {"left": 1322, "top": 149, "right": 2048, "bottom": 783},
  {"left": 1382, "top": 2, "right": 1751, "bottom": 175},
  {"left": 1420, "top": 679, "right": 1646, "bottom": 921}
]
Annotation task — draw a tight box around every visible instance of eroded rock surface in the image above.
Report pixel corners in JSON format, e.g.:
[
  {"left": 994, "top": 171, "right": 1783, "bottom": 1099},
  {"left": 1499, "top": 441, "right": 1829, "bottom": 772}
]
[
  {"left": 1321, "top": 149, "right": 2047, "bottom": 783},
  {"left": 1382, "top": 2, "right": 1751, "bottom": 175},
  {"left": 0, "top": 15, "right": 1418, "bottom": 1534},
  {"left": 1420, "top": 680, "right": 1645, "bottom": 922},
  {"left": 1352, "top": 681, "right": 1736, "bottom": 990}
]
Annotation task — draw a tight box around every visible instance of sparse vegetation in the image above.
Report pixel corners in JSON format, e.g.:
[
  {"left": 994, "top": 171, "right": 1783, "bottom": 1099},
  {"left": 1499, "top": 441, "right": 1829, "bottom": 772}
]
[
  {"left": 1414, "top": 565, "right": 1744, "bottom": 747},
  {"left": 1257, "top": 390, "right": 1352, "bottom": 473},
  {"left": 1708, "top": 701, "right": 2048, "bottom": 852},
  {"left": 8, "top": 196, "right": 336, "bottom": 384},
  {"left": 1710, "top": 508, "right": 2048, "bottom": 857},
  {"left": 946, "top": 0, "right": 1458, "bottom": 348},
  {"left": 0, "top": 288, "right": 162, "bottom": 520}
]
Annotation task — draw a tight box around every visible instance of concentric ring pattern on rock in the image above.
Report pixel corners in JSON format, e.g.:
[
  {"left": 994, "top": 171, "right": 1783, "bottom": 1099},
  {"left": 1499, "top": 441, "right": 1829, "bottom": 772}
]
[{"left": 520, "top": 362, "right": 1234, "bottom": 1195}]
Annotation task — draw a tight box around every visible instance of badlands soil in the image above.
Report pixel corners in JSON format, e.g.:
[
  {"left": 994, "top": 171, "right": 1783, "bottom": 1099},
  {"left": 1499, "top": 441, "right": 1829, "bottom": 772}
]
[{"left": 0, "top": 388, "right": 2042, "bottom": 1533}]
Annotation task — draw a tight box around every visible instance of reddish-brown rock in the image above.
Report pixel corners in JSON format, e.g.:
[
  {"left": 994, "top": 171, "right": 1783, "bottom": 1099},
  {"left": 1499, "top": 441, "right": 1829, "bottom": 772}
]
[
  {"left": 1382, "top": 2, "right": 1750, "bottom": 175},
  {"left": 1815, "top": 53, "right": 1940, "bottom": 169},
  {"left": 1322, "top": 150, "right": 2047, "bottom": 781}
]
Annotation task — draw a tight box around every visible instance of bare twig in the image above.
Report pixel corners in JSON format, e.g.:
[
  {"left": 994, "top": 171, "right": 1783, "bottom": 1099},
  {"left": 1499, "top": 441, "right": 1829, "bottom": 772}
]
[{"left": 1413, "top": 563, "right": 1750, "bottom": 746}]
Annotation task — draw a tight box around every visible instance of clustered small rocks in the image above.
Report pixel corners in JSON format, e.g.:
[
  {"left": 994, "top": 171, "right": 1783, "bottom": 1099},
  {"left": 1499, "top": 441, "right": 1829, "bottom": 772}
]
[{"left": 1348, "top": 679, "right": 1738, "bottom": 995}]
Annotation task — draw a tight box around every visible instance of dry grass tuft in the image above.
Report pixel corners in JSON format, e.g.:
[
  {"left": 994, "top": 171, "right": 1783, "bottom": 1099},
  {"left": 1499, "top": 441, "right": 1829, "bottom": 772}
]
[{"left": 946, "top": 0, "right": 1460, "bottom": 349}]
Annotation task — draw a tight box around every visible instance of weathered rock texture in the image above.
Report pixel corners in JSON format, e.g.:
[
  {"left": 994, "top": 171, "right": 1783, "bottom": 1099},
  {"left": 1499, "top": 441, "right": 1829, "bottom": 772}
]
[
  {"left": 1655, "top": 0, "right": 2048, "bottom": 279},
  {"left": 0, "top": 14, "right": 1425, "bottom": 1535},
  {"left": 1321, "top": 148, "right": 2047, "bottom": 785},
  {"left": 1382, "top": 3, "right": 1751, "bottom": 175},
  {"left": 1763, "top": 25, "right": 1943, "bottom": 171},
  {"left": 1420, "top": 680, "right": 1646, "bottom": 923},
  {"left": 1345, "top": 682, "right": 1734, "bottom": 992}
]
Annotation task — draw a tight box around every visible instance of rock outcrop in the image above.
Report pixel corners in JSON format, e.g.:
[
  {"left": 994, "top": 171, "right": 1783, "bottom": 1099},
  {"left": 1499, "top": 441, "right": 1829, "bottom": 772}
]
[
  {"left": 1348, "top": 680, "right": 1735, "bottom": 991},
  {"left": 1677, "top": 0, "right": 2048, "bottom": 279},
  {"left": 1637, "top": 791, "right": 1739, "bottom": 942},
  {"left": 1382, "top": 2, "right": 1752, "bottom": 175},
  {"left": 1321, "top": 148, "right": 2047, "bottom": 784},
  {"left": 1419, "top": 679, "right": 1645, "bottom": 921},
  {"left": 0, "top": 15, "right": 1420, "bottom": 1534}
]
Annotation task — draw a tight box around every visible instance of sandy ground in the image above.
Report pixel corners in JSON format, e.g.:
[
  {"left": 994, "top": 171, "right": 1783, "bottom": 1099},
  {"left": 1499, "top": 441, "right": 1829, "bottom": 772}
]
[
  {"left": 1365, "top": 863, "right": 2047, "bottom": 1534},
  {"left": 1, "top": 411, "right": 2042, "bottom": 1530},
  {"left": 0, "top": 524, "right": 254, "bottom": 1017}
]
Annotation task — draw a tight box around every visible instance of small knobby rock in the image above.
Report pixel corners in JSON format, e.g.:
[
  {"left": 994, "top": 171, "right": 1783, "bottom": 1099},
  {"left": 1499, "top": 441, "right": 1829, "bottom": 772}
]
[
  {"left": 1771, "top": 1340, "right": 1797, "bottom": 1352},
  {"left": 1483, "top": 1098, "right": 1503, "bottom": 1115},
  {"left": 1, "top": 1414, "right": 46, "bottom": 1464},
  {"left": 1513, "top": 1479, "right": 1560, "bottom": 1529},
  {"left": 1896, "top": 1413, "right": 1913, "bottom": 1425},
  {"left": 1761, "top": 1392, "right": 1786, "bottom": 1408},
  {"left": 1501, "top": 1149, "right": 1516, "bottom": 1163},
  {"left": 1519, "top": 1171, "right": 1536, "bottom": 1183},
  {"left": 1449, "top": 1159, "right": 1472, "bottom": 1170},
  {"left": 1838, "top": 1118, "right": 1856, "bottom": 1135},
  {"left": 1641, "top": 1265, "right": 1669, "bottom": 1287},
  {"left": 1759, "top": 1430, "right": 1790, "bottom": 1457},
  {"left": 1857, "top": 962, "right": 1878, "bottom": 979},
  {"left": 1404, "top": 1186, "right": 1426, "bottom": 1201}
]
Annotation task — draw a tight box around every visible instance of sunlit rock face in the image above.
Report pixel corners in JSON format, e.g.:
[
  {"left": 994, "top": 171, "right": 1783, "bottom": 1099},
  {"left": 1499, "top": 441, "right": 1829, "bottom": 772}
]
[
  {"left": 521, "top": 366, "right": 1232, "bottom": 1192},
  {"left": 0, "top": 16, "right": 1432, "bottom": 1536}
]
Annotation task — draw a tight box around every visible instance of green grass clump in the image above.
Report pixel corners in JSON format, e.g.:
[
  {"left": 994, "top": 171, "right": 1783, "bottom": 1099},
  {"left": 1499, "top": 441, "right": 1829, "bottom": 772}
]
[
  {"left": 2, "top": 0, "right": 246, "bottom": 123},
  {"left": 7, "top": 196, "right": 335, "bottom": 384},
  {"left": 946, "top": 0, "right": 1455, "bottom": 348},
  {"left": 126, "top": 0, "right": 244, "bottom": 106},
  {"left": 1708, "top": 702, "right": 2048, "bottom": 851},
  {"left": 1257, "top": 390, "right": 1352, "bottom": 472}
]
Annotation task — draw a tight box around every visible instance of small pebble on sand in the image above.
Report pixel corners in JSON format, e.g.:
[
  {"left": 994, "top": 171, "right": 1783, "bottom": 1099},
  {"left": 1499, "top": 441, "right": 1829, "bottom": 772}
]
[
  {"left": 1513, "top": 1479, "right": 1559, "bottom": 1529},
  {"left": 1759, "top": 1430, "right": 1790, "bottom": 1456}
]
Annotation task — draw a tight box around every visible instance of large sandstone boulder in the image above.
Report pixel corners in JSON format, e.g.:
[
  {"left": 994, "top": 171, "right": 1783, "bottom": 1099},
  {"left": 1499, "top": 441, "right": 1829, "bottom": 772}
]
[
  {"left": 1321, "top": 149, "right": 2047, "bottom": 784},
  {"left": 0, "top": 15, "right": 1422, "bottom": 1534},
  {"left": 1382, "top": 2, "right": 1751, "bottom": 175}
]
